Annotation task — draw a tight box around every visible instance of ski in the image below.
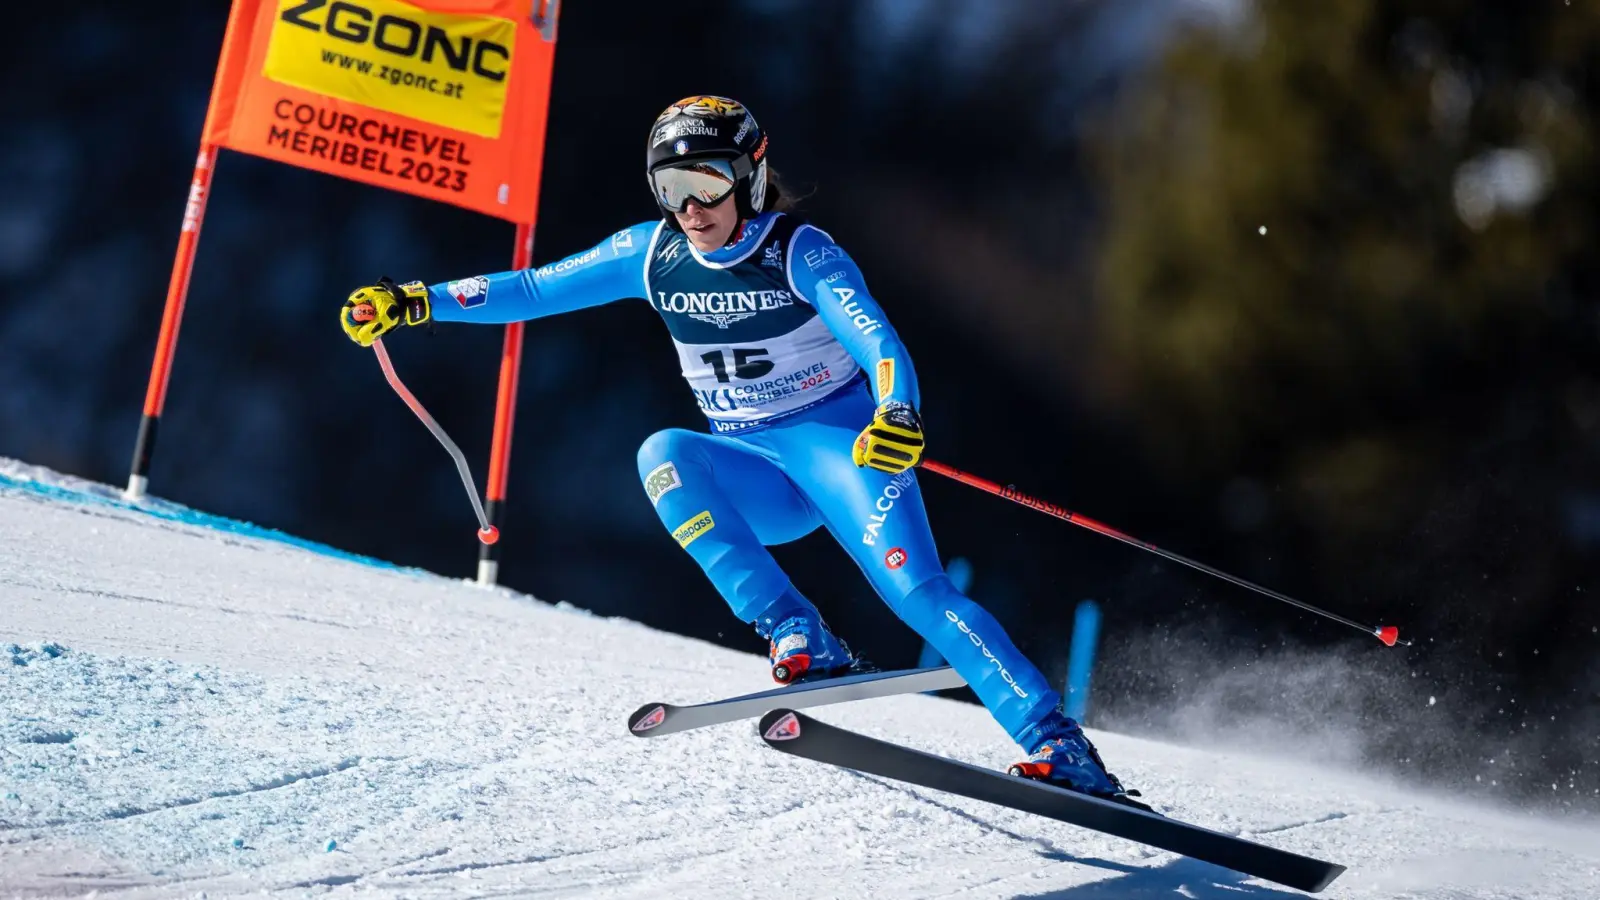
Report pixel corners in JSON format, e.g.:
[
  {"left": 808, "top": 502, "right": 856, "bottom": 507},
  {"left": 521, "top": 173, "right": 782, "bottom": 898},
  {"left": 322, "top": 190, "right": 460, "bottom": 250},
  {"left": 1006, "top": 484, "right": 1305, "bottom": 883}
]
[
  {"left": 627, "top": 665, "right": 966, "bottom": 738},
  {"left": 757, "top": 709, "right": 1346, "bottom": 894}
]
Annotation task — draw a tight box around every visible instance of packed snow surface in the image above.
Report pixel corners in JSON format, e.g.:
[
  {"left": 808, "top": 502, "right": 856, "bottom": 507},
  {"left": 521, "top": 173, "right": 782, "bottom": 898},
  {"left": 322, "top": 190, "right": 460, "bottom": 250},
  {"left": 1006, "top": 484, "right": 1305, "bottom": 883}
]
[{"left": 2, "top": 460, "right": 1597, "bottom": 899}]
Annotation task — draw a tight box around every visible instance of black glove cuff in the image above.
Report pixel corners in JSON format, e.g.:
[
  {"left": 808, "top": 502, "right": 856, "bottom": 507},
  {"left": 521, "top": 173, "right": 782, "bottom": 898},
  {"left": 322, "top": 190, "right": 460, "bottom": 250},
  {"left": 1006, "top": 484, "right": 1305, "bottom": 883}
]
[
  {"left": 375, "top": 276, "right": 432, "bottom": 330},
  {"left": 880, "top": 401, "right": 922, "bottom": 433}
]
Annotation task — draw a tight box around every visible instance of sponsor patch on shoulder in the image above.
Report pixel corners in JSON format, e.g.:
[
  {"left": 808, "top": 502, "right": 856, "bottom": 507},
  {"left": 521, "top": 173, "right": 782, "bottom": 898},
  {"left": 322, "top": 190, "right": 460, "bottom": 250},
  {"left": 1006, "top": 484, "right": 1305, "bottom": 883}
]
[{"left": 446, "top": 275, "right": 489, "bottom": 308}]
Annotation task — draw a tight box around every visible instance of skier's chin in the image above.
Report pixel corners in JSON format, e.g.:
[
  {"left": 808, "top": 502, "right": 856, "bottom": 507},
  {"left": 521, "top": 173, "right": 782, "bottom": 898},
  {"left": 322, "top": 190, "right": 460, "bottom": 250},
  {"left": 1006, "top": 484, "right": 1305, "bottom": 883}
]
[{"left": 682, "top": 220, "right": 729, "bottom": 251}]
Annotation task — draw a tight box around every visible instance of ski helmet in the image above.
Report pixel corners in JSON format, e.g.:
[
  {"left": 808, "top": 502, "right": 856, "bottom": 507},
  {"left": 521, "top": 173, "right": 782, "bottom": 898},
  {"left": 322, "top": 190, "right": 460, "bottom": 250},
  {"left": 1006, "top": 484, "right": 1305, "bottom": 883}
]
[{"left": 646, "top": 95, "right": 769, "bottom": 230}]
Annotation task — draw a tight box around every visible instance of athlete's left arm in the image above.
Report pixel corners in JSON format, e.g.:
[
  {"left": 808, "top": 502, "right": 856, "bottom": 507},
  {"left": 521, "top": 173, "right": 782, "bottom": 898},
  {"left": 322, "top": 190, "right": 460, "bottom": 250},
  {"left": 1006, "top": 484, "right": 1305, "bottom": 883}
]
[{"left": 787, "top": 225, "right": 922, "bottom": 410}]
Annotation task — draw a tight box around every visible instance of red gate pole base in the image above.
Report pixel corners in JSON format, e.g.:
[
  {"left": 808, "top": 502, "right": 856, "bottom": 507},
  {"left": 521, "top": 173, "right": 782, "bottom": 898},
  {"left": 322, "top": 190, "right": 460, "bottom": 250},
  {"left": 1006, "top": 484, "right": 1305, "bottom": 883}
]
[
  {"left": 126, "top": 145, "right": 217, "bottom": 501},
  {"left": 476, "top": 222, "right": 534, "bottom": 586}
]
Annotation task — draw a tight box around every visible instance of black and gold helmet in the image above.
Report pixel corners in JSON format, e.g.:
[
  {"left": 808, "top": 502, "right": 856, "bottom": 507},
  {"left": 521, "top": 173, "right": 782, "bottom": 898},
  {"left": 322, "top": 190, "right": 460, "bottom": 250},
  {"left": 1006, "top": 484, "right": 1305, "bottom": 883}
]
[{"left": 645, "top": 95, "right": 770, "bottom": 228}]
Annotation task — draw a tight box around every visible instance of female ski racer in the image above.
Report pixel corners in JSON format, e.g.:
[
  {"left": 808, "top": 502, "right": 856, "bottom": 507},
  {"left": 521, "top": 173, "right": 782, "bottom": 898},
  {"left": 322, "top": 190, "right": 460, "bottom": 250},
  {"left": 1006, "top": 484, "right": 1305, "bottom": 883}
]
[{"left": 339, "top": 95, "right": 1139, "bottom": 804}]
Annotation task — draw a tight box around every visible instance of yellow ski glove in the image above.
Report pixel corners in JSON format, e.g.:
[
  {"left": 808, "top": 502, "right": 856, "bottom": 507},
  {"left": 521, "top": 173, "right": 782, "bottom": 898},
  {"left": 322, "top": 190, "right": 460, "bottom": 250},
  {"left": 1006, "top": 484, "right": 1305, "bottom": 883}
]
[
  {"left": 853, "top": 401, "right": 925, "bottom": 474},
  {"left": 340, "top": 277, "right": 431, "bottom": 347}
]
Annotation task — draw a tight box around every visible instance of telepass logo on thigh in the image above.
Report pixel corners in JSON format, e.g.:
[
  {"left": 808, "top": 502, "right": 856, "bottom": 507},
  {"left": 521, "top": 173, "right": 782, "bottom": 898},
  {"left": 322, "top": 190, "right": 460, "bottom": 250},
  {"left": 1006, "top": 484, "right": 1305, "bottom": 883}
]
[{"left": 672, "top": 511, "right": 715, "bottom": 547}]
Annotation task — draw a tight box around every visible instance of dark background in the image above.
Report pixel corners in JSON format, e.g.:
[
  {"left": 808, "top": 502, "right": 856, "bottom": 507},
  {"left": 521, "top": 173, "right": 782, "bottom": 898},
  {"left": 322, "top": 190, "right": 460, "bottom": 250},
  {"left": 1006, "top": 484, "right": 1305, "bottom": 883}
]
[{"left": 3, "top": 1, "right": 1596, "bottom": 813}]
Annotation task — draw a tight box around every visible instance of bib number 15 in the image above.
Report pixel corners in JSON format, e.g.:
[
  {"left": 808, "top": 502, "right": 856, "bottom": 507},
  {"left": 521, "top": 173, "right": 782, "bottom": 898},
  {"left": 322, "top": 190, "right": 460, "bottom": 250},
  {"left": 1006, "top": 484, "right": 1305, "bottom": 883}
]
[{"left": 701, "top": 348, "right": 774, "bottom": 383}]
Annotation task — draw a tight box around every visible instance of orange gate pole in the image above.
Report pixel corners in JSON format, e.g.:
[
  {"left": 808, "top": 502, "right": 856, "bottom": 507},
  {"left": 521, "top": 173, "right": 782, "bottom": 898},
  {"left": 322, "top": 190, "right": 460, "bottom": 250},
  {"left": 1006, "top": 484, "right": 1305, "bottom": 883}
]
[
  {"left": 125, "top": 146, "right": 217, "bottom": 501},
  {"left": 124, "top": 0, "right": 257, "bottom": 502},
  {"left": 476, "top": 221, "right": 535, "bottom": 585}
]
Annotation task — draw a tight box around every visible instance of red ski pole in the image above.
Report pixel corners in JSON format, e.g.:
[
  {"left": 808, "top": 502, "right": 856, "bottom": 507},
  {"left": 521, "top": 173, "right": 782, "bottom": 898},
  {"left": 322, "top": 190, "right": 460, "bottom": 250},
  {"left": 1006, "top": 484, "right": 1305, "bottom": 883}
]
[
  {"left": 372, "top": 339, "right": 499, "bottom": 546},
  {"left": 917, "top": 458, "right": 1407, "bottom": 647}
]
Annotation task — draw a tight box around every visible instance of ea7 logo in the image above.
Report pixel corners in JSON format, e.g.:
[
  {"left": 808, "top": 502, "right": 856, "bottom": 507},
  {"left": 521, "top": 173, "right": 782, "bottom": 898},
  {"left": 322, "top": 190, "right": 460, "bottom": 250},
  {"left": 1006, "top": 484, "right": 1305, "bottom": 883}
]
[
  {"left": 803, "top": 244, "right": 846, "bottom": 272},
  {"left": 280, "top": 0, "right": 509, "bottom": 81}
]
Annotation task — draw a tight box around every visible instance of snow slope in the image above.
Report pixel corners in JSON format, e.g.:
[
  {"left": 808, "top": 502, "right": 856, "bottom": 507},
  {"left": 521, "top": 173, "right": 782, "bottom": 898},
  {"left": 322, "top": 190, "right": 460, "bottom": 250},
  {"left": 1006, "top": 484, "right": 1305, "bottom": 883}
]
[{"left": 2, "top": 462, "right": 1597, "bottom": 899}]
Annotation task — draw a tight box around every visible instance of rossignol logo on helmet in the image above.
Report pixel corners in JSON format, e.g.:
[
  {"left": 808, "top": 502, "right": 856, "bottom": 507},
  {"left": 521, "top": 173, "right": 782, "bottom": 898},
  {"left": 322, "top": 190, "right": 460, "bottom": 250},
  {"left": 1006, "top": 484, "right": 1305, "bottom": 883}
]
[{"left": 944, "top": 609, "right": 1031, "bottom": 700}]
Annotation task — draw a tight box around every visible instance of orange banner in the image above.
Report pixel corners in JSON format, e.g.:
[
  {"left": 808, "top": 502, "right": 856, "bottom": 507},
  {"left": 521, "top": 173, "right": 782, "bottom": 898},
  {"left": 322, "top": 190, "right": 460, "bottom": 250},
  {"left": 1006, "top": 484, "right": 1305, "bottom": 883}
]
[{"left": 202, "top": 0, "right": 557, "bottom": 223}]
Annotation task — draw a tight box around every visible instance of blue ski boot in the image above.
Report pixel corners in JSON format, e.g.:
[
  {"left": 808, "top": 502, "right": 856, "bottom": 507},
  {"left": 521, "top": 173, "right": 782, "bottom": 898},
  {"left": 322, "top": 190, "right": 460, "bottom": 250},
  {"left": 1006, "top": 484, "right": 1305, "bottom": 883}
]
[
  {"left": 760, "top": 610, "right": 856, "bottom": 685},
  {"left": 1011, "top": 710, "right": 1152, "bottom": 811}
]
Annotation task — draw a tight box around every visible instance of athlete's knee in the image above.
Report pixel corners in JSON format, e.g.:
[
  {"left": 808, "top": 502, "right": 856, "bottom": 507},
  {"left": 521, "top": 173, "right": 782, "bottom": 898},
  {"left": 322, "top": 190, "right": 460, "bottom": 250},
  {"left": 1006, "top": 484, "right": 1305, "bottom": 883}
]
[
  {"left": 887, "top": 573, "right": 964, "bottom": 626},
  {"left": 636, "top": 428, "right": 701, "bottom": 481}
]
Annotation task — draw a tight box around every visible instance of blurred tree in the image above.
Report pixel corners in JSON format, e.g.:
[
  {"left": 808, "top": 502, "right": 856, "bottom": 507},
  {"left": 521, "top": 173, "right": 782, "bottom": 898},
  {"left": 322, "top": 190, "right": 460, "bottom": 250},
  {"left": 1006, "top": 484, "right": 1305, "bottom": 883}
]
[
  {"left": 1088, "top": 0, "right": 1600, "bottom": 801},
  {"left": 1095, "top": 0, "right": 1599, "bottom": 479}
]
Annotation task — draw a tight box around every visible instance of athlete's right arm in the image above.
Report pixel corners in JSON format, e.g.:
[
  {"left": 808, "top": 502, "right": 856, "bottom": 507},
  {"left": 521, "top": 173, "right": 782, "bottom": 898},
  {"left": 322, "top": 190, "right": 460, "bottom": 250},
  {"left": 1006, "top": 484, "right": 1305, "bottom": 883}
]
[{"left": 427, "top": 222, "right": 657, "bottom": 325}]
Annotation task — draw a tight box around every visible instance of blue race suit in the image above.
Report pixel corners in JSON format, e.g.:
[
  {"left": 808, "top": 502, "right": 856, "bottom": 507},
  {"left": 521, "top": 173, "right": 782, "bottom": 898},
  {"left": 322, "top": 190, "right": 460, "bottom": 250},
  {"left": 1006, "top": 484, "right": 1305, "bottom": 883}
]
[{"left": 427, "top": 212, "right": 1062, "bottom": 747}]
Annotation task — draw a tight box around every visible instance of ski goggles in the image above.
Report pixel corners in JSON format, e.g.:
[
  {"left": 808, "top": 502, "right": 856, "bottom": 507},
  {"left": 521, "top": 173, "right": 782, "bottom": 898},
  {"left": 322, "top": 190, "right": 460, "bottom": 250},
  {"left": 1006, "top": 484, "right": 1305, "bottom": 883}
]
[{"left": 649, "top": 158, "right": 739, "bottom": 212}]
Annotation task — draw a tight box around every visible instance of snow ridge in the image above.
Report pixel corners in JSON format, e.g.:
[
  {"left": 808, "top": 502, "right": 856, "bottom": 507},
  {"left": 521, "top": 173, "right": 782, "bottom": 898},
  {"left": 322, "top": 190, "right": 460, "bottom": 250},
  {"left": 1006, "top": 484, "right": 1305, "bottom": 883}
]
[{"left": 3, "top": 459, "right": 1598, "bottom": 898}]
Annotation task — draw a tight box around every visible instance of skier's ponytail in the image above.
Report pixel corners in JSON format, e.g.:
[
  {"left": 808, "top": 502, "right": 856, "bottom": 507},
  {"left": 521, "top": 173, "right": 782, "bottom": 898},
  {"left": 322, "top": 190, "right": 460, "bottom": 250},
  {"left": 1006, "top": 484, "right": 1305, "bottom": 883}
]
[{"left": 765, "top": 166, "right": 810, "bottom": 213}]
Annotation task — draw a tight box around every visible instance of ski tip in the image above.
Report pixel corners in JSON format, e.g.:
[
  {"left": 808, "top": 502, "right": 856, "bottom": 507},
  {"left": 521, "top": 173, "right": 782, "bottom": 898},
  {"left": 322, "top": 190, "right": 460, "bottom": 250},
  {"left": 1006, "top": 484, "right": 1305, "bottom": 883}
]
[
  {"left": 628, "top": 704, "right": 668, "bottom": 735},
  {"left": 759, "top": 709, "right": 804, "bottom": 742},
  {"left": 1308, "top": 863, "right": 1348, "bottom": 893},
  {"left": 1376, "top": 625, "right": 1399, "bottom": 647}
]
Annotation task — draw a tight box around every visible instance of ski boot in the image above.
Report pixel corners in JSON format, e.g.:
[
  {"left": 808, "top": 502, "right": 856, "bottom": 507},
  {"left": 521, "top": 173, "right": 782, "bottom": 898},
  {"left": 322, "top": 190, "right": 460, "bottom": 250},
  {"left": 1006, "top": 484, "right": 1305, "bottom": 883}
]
[
  {"left": 1010, "top": 710, "right": 1153, "bottom": 812},
  {"left": 762, "top": 611, "right": 858, "bottom": 685}
]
